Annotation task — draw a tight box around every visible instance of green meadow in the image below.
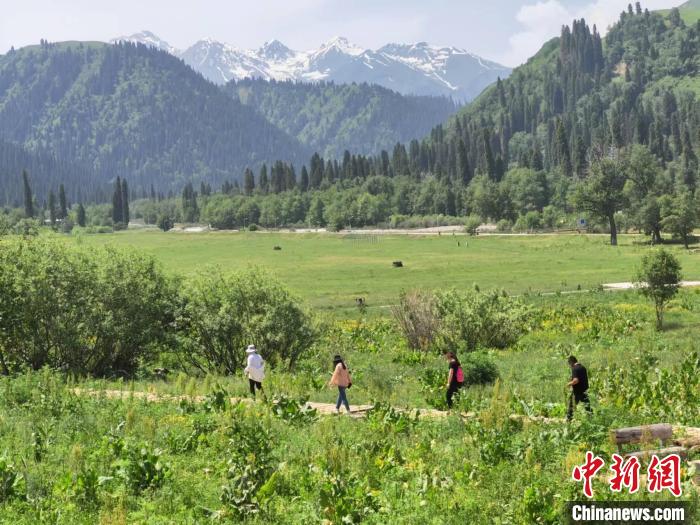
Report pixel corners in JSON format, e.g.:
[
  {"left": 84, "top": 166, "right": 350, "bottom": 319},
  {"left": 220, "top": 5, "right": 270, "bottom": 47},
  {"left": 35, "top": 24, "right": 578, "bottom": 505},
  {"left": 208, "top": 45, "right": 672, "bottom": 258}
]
[{"left": 74, "top": 230, "right": 700, "bottom": 313}]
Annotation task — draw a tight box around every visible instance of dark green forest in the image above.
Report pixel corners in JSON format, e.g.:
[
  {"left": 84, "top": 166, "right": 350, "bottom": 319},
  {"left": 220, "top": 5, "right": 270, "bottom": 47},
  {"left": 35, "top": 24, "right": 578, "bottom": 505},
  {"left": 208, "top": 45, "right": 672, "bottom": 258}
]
[
  {"left": 0, "top": 41, "right": 308, "bottom": 203},
  {"left": 227, "top": 78, "right": 458, "bottom": 158},
  {"left": 2, "top": 4, "right": 700, "bottom": 242}
]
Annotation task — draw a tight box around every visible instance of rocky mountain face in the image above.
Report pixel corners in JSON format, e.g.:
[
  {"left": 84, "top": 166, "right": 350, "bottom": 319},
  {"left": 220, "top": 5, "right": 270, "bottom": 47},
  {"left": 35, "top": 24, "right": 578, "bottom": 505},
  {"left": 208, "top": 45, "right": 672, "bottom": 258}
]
[{"left": 111, "top": 32, "right": 511, "bottom": 101}]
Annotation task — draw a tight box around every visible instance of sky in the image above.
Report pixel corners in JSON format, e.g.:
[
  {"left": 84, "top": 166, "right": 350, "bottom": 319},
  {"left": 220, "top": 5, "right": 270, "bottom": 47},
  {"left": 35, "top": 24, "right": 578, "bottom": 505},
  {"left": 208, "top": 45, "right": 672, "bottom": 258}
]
[{"left": 0, "top": 0, "right": 683, "bottom": 67}]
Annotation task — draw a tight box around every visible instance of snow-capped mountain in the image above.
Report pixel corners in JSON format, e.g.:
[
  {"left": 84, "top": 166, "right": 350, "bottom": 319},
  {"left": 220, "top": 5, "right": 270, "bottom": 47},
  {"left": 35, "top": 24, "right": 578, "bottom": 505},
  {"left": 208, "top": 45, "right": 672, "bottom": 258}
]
[
  {"left": 111, "top": 30, "right": 178, "bottom": 55},
  {"left": 111, "top": 32, "right": 511, "bottom": 101}
]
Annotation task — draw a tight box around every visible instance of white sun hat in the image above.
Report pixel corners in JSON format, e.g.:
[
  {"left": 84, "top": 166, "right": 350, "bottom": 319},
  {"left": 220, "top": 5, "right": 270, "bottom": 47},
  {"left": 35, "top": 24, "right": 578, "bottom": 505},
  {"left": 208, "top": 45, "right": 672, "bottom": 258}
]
[{"left": 246, "top": 344, "right": 257, "bottom": 354}]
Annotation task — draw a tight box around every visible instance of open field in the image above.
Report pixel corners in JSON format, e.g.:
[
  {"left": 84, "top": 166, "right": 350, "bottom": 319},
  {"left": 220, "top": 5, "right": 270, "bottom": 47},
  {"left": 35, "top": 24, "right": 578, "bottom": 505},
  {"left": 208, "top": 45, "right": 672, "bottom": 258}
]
[{"left": 74, "top": 230, "right": 700, "bottom": 314}]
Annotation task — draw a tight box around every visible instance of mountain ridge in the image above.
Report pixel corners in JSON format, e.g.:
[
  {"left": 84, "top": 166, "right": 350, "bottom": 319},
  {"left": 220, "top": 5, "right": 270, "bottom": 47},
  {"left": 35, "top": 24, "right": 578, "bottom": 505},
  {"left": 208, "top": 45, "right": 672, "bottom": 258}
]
[{"left": 111, "top": 32, "right": 511, "bottom": 101}]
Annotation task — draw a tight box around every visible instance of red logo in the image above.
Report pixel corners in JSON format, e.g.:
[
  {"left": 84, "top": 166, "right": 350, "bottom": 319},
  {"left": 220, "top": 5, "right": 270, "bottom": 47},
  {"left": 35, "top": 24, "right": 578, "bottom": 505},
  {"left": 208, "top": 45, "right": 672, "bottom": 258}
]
[
  {"left": 572, "top": 451, "right": 606, "bottom": 498},
  {"left": 647, "top": 454, "right": 682, "bottom": 497},
  {"left": 609, "top": 454, "right": 641, "bottom": 494}
]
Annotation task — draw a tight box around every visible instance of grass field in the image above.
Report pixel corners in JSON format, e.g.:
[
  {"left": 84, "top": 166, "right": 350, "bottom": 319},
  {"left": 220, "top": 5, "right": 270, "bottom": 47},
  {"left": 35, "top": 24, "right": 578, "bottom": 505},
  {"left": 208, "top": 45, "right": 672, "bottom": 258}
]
[{"left": 74, "top": 230, "right": 700, "bottom": 313}]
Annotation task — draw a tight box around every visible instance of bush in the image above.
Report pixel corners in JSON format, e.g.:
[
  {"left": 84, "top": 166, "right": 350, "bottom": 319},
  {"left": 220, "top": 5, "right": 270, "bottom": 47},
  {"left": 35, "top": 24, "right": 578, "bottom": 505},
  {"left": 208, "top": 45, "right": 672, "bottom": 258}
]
[
  {"left": 434, "top": 289, "right": 532, "bottom": 352},
  {"left": 496, "top": 219, "right": 513, "bottom": 232},
  {"left": 460, "top": 352, "right": 499, "bottom": 384},
  {"left": 391, "top": 290, "right": 439, "bottom": 351},
  {"left": 157, "top": 214, "right": 174, "bottom": 232},
  {"left": 464, "top": 215, "right": 482, "bottom": 235},
  {"left": 0, "top": 239, "right": 176, "bottom": 376},
  {"left": 177, "top": 268, "right": 316, "bottom": 373}
]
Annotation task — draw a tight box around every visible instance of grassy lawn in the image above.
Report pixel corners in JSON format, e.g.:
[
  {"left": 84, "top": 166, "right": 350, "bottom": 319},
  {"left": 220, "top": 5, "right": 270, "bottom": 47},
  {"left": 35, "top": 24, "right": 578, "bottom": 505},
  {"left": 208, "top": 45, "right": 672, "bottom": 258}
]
[{"left": 73, "top": 230, "right": 700, "bottom": 313}]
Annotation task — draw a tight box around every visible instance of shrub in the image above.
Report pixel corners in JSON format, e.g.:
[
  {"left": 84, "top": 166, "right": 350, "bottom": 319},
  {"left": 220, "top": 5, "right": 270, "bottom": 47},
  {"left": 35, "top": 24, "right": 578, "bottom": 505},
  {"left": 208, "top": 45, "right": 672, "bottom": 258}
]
[
  {"left": 460, "top": 352, "right": 500, "bottom": 385},
  {"left": 496, "top": 219, "right": 513, "bottom": 232},
  {"left": 391, "top": 290, "right": 439, "bottom": 352},
  {"left": 434, "top": 289, "right": 532, "bottom": 352},
  {"left": 178, "top": 268, "right": 316, "bottom": 373},
  {"left": 157, "top": 214, "right": 174, "bottom": 232},
  {"left": 464, "top": 215, "right": 482, "bottom": 235},
  {"left": 0, "top": 239, "right": 177, "bottom": 376}
]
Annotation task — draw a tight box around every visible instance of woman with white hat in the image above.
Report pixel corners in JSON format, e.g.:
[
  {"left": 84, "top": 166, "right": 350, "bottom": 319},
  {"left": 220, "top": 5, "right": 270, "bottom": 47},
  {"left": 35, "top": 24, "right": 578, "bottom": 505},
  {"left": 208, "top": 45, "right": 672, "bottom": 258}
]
[{"left": 244, "top": 344, "right": 265, "bottom": 398}]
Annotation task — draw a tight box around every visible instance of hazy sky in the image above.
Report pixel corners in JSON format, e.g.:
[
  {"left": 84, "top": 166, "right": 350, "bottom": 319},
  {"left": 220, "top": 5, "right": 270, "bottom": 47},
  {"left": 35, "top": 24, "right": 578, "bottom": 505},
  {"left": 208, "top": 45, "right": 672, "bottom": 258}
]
[{"left": 1, "top": 0, "right": 682, "bottom": 66}]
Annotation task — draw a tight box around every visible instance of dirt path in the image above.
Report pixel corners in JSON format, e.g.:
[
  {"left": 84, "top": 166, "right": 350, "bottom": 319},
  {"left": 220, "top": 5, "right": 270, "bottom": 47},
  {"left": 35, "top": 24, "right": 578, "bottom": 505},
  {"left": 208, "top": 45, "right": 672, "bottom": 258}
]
[
  {"left": 72, "top": 388, "right": 442, "bottom": 419},
  {"left": 72, "top": 388, "right": 700, "bottom": 453}
]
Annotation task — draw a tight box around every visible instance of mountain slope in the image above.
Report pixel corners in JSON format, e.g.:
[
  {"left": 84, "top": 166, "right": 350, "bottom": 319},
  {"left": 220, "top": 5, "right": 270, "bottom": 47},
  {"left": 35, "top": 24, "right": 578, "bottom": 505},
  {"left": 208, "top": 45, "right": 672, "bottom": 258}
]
[
  {"left": 408, "top": 5, "right": 700, "bottom": 186},
  {"left": 0, "top": 41, "right": 307, "bottom": 196},
  {"left": 113, "top": 33, "right": 511, "bottom": 101},
  {"left": 227, "top": 78, "right": 458, "bottom": 157}
]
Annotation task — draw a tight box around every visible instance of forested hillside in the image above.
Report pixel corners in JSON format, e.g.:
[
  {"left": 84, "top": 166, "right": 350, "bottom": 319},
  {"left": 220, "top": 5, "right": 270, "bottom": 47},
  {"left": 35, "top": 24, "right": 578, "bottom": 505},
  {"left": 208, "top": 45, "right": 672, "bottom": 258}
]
[
  {"left": 227, "top": 78, "right": 458, "bottom": 158},
  {"left": 0, "top": 41, "right": 307, "bottom": 200},
  {"left": 126, "top": 5, "right": 700, "bottom": 240},
  {"left": 0, "top": 140, "right": 98, "bottom": 206}
]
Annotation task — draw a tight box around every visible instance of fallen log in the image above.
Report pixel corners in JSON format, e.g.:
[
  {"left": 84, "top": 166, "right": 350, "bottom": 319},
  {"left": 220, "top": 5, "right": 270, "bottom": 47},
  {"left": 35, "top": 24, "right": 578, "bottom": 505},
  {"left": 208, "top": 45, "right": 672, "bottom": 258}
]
[
  {"left": 612, "top": 424, "right": 673, "bottom": 446},
  {"left": 625, "top": 446, "right": 687, "bottom": 460}
]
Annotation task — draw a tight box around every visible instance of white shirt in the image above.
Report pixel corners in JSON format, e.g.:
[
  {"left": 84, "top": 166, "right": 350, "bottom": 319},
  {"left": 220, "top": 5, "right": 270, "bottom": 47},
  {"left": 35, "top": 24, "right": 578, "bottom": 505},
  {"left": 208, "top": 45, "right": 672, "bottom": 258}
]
[{"left": 245, "top": 353, "right": 265, "bottom": 382}]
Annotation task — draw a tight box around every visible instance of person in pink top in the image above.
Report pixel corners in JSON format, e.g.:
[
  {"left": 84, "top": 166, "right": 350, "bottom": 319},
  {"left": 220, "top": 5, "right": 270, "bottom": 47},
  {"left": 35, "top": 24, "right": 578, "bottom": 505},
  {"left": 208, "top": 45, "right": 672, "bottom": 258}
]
[{"left": 329, "top": 354, "right": 352, "bottom": 414}]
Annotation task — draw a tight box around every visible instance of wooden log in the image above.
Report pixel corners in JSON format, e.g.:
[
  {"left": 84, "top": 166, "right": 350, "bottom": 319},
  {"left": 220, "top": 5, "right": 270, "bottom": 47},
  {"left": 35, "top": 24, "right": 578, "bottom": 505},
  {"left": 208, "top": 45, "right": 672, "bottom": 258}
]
[
  {"left": 612, "top": 424, "right": 673, "bottom": 445},
  {"left": 688, "top": 460, "right": 700, "bottom": 487},
  {"left": 625, "top": 446, "right": 687, "bottom": 460}
]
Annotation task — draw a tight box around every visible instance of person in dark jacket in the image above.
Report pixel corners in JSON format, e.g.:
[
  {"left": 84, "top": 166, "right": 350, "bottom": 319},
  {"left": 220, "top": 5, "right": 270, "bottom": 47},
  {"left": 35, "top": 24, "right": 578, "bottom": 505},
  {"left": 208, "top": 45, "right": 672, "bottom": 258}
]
[
  {"left": 567, "top": 355, "right": 592, "bottom": 421},
  {"left": 445, "top": 351, "right": 463, "bottom": 409}
]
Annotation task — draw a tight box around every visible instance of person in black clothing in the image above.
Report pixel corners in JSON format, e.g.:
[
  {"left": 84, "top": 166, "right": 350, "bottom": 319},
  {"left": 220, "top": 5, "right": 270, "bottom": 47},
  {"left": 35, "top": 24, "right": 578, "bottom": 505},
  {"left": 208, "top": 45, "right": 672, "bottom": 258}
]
[
  {"left": 566, "top": 355, "right": 592, "bottom": 421},
  {"left": 445, "top": 351, "right": 463, "bottom": 409}
]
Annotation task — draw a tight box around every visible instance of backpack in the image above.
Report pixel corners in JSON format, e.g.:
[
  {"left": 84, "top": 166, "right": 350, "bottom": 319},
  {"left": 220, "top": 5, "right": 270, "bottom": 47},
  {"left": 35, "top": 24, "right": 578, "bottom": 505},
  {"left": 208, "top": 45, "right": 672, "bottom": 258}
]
[{"left": 456, "top": 366, "right": 464, "bottom": 384}]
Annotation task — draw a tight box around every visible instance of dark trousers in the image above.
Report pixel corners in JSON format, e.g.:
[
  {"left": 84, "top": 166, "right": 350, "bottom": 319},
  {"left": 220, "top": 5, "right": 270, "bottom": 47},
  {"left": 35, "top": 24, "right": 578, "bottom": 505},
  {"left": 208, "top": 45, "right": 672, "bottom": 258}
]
[
  {"left": 249, "top": 379, "right": 263, "bottom": 397},
  {"left": 446, "top": 383, "right": 461, "bottom": 409},
  {"left": 567, "top": 390, "right": 592, "bottom": 420}
]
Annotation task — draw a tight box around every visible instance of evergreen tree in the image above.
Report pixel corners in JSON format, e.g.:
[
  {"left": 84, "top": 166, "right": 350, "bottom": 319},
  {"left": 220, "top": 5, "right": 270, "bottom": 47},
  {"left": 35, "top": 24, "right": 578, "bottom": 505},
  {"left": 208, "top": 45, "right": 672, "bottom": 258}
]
[
  {"left": 243, "top": 168, "right": 255, "bottom": 196},
  {"left": 300, "top": 166, "right": 309, "bottom": 192},
  {"left": 58, "top": 184, "right": 68, "bottom": 219},
  {"left": 259, "top": 164, "right": 269, "bottom": 194},
  {"left": 112, "top": 177, "right": 123, "bottom": 225},
  {"left": 22, "top": 170, "right": 34, "bottom": 218},
  {"left": 121, "top": 179, "right": 130, "bottom": 226},
  {"left": 181, "top": 183, "right": 199, "bottom": 223},
  {"left": 77, "top": 203, "right": 86, "bottom": 227},
  {"left": 48, "top": 190, "right": 57, "bottom": 227}
]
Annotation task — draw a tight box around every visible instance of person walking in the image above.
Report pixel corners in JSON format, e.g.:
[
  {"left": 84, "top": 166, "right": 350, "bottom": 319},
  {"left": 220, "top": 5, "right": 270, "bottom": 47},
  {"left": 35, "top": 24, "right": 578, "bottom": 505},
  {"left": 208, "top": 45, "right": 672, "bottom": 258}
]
[
  {"left": 566, "top": 355, "right": 592, "bottom": 421},
  {"left": 445, "top": 351, "right": 464, "bottom": 409},
  {"left": 244, "top": 344, "right": 265, "bottom": 398},
  {"left": 329, "top": 354, "right": 352, "bottom": 414}
]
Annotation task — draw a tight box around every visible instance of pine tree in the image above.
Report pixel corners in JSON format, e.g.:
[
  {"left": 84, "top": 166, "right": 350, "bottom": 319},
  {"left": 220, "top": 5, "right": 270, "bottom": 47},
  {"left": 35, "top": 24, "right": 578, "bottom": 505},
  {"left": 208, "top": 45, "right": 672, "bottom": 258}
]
[
  {"left": 112, "top": 177, "right": 123, "bottom": 225},
  {"left": 22, "top": 170, "right": 34, "bottom": 218},
  {"left": 77, "top": 203, "right": 86, "bottom": 227},
  {"left": 300, "top": 166, "right": 309, "bottom": 192},
  {"left": 121, "top": 179, "right": 130, "bottom": 226},
  {"left": 259, "top": 164, "right": 269, "bottom": 194},
  {"left": 48, "top": 190, "right": 57, "bottom": 227},
  {"left": 58, "top": 184, "right": 68, "bottom": 219},
  {"left": 243, "top": 168, "right": 255, "bottom": 196}
]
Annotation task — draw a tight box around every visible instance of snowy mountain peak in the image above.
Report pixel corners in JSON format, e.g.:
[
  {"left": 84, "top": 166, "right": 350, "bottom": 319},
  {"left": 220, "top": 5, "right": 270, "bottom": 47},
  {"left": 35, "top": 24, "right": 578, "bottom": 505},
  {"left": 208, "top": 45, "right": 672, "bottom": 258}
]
[
  {"left": 259, "top": 39, "right": 293, "bottom": 60},
  {"left": 110, "top": 31, "right": 178, "bottom": 55},
  {"left": 318, "top": 36, "right": 365, "bottom": 56},
  {"left": 109, "top": 31, "right": 511, "bottom": 101}
]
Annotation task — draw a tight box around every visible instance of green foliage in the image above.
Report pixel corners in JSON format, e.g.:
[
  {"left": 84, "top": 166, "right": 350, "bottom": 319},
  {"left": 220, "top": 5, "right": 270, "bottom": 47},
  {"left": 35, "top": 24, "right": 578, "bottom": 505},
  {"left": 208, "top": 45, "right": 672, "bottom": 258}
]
[
  {"left": 220, "top": 413, "right": 274, "bottom": 518},
  {"left": 599, "top": 350, "right": 700, "bottom": 424},
  {"left": 267, "top": 394, "right": 318, "bottom": 424},
  {"left": 177, "top": 268, "right": 316, "bottom": 373},
  {"left": 0, "top": 457, "right": 24, "bottom": 503},
  {"left": 0, "top": 238, "right": 176, "bottom": 376},
  {"left": 636, "top": 248, "right": 682, "bottom": 329},
  {"left": 434, "top": 289, "right": 532, "bottom": 352}
]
